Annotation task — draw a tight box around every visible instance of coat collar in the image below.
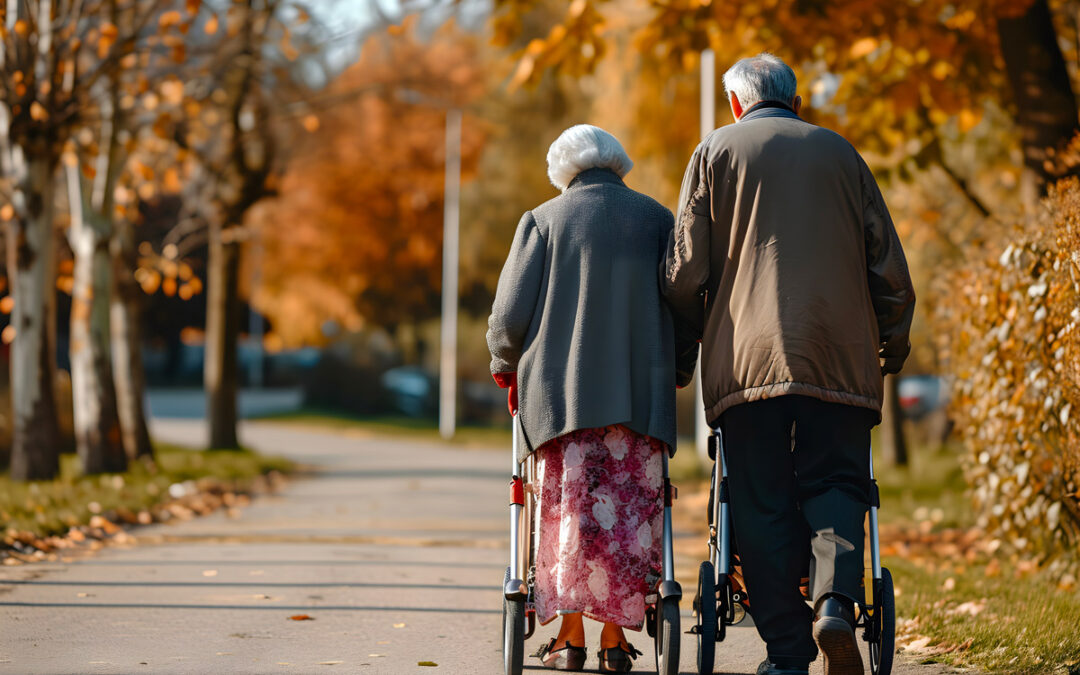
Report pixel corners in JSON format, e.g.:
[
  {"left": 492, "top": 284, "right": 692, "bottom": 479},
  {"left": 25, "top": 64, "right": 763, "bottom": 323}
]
[
  {"left": 738, "top": 100, "right": 801, "bottom": 124},
  {"left": 566, "top": 167, "right": 626, "bottom": 190}
]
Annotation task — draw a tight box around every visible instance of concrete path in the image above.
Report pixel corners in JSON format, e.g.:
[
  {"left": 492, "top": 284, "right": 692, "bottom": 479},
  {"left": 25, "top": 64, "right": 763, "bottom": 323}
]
[{"left": 0, "top": 420, "right": 951, "bottom": 674}]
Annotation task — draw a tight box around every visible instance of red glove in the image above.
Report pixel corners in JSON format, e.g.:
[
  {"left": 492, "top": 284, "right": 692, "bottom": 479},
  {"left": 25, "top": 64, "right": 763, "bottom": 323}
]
[{"left": 492, "top": 372, "right": 518, "bottom": 415}]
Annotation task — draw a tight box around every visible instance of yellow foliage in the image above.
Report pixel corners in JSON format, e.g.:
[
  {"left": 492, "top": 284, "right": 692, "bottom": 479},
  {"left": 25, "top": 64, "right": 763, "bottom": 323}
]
[{"left": 939, "top": 179, "right": 1080, "bottom": 571}]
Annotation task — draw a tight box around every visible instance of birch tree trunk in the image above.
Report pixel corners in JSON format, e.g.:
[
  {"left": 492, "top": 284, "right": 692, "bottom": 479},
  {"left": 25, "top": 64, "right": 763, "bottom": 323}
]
[
  {"left": 111, "top": 216, "right": 153, "bottom": 460},
  {"left": 66, "top": 165, "right": 126, "bottom": 474},
  {"left": 8, "top": 151, "right": 61, "bottom": 481},
  {"left": 205, "top": 224, "right": 241, "bottom": 449}
]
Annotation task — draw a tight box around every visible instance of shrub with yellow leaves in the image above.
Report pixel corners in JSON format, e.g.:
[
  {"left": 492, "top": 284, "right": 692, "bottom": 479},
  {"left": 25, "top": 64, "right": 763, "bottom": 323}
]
[{"left": 940, "top": 178, "right": 1080, "bottom": 572}]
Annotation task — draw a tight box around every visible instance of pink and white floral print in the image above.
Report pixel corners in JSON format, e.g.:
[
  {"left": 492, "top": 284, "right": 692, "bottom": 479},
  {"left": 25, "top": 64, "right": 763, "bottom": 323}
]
[{"left": 533, "top": 424, "right": 665, "bottom": 630}]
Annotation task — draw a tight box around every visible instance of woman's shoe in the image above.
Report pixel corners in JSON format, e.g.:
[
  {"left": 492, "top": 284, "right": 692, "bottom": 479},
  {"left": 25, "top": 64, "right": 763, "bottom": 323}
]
[
  {"left": 533, "top": 638, "right": 587, "bottom": 671},
  {"left": 598, "top": 643, "right": 642, "bottom": 673}
]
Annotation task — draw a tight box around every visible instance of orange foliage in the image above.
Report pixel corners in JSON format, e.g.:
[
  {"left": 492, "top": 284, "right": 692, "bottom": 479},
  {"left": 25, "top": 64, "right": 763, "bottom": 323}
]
[
  {"left": 250, "top": 20, "right": 486, "bottom": 347},
  {"left": 491, "top": 0, "right": 1040, "bottom": 156}
]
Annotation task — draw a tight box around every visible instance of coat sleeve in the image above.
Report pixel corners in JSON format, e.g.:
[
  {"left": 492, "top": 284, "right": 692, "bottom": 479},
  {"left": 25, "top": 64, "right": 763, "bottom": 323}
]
[
  {"left": 657, "top": 209, "right": 700, "bottom": 388},
  {"left": 661, "top": 144, "right": 712, "bottom": 334},
  {"left": 859, "top": 156, "right": 916, "bottom": 364},
  {"left": 487, "top": 211, "right": 546, "bottom": 375}
]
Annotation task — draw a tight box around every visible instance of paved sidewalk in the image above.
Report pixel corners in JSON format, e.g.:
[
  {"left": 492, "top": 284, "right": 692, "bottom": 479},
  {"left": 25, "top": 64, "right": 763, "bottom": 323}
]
[{"left": 0, "top": 420, "right": 952, "bottom": 674}]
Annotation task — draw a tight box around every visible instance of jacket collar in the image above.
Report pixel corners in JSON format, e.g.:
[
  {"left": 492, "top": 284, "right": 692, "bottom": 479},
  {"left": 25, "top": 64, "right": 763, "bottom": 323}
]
[
  {"left": 566, "top": 167, "right": 626, "bottom": 190},
  {"left": 738, "top": 100, "right": 801, "bottom": 124}
]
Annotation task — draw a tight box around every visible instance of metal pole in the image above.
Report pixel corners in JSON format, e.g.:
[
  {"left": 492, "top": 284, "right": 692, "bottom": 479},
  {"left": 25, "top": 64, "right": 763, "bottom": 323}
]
[
  {"left": 439, "top": 108, "right": 462, "bottom": 440},
  {"left": 696, "top": 49, "right": 716, "bottom": 461}
]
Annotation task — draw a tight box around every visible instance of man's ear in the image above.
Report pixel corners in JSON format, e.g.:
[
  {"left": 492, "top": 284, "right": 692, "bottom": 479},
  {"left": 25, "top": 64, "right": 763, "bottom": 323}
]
[
  {"left": 729, "top": 92, "right": 744, "bottom": 120},
  {"left": 792, "top": 95, "right": 802, "bottom": 115}
]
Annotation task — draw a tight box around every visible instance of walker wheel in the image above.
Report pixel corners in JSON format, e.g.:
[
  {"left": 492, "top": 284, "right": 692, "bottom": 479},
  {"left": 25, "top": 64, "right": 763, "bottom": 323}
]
[
  {"left": 502, "top": 566, "right": 525, "bottom": 675},
  {"left": 654, "top": 595, "right": 680, "bottom": 675},
  {"left": 695, "top": 561, "right": 717, "bottom": 675},
  {"left": 869, "top": 567, "right": 895, "bottom": 675}
]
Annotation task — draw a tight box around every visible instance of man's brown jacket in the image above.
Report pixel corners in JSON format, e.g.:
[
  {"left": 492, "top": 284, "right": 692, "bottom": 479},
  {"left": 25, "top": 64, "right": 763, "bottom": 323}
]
[{"left": 662, "top": 103, "right": 915, "bottom": 425}]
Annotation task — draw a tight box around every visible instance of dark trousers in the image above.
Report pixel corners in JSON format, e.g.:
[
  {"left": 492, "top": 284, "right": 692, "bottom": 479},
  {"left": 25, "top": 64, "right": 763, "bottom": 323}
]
[{"left": 719, "top": 395, "right": 875, "bottom": 664}]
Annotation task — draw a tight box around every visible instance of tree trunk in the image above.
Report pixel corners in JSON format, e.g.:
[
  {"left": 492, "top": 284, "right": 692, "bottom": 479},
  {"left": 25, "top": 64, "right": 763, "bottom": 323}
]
[
  {"left": 880, "top": 374, "right": 908, "bottom": 467},
  {"left": 8, "top": 153, "right": 61, "bottom": 481},
  {"left": 69, "top": 223, "right": 126, "bottom": 474},
  {"left": 204, "top": 225, "right": 241, "bottom": 449},
  {"left": 110, "top": 217, "right": 153, "bottom": 461},
  {"left": 998, "top": 0, "right": 1080, "bottom": 204}
]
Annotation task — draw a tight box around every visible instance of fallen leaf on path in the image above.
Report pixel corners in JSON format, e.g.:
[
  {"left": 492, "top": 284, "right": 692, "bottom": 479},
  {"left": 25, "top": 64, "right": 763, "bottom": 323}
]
[
  {"left": 76, "top": 592, "right": 94, "bottom": 598},
  {"left": 202, "top": 570, "right": 218, "bottom": 577},
  {"left": 289, "top": 614, "right": 315, "bottom": 621},
  {"left": 393, "top": 623, "right": 406, "bottom": 628},
  {"left": 367, "top": 654, "right": 385, "bottom": 657},
  {"left": 318, "top": 661, "right": 343, "bottom": 665},
  {"left": 418, "top": 661, "right": 438, "bottom": 667}
]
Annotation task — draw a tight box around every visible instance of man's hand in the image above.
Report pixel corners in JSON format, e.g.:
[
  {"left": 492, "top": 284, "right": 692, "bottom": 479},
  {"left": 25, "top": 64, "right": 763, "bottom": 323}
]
[
  {"left": 881, "top": 355, "right": 905, "bottom": 376},
  {"left": 492, "top": 372, "right": 518, "bottom": 415}
]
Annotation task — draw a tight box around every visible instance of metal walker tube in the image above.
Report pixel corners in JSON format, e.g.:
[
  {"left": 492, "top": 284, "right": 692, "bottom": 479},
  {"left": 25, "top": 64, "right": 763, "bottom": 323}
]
[
  {"left": 717, "top": 430, "right": 731, "bottom": 576},
  {"left": 662, "top": 453, "right": 675, "bottom": 583},
  {"left": 868, "top": 446, "right": 882, "bottom": 581},
  {"left": 509, "top": 414, "right": 522, "bottom": 581}
]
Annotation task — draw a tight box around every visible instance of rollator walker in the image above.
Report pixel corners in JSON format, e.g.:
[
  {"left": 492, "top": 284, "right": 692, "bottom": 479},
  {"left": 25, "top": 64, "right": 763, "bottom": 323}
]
[
  {"left": 692, "top": 429, "right": 896, "bottom": 675},
  {"left": 502, "top": 412, "right": 683, "bottom": 675}
]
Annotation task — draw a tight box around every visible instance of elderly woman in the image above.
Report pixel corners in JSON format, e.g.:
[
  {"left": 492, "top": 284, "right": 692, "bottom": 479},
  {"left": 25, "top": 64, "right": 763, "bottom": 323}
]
[{"left": 487, "top": 125, "right": 694, "bottom": 673}]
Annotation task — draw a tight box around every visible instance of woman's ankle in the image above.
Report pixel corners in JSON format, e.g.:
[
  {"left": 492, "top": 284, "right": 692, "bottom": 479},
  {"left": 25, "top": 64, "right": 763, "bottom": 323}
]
[
  {"left": 555, "top": 613, "right": 585, "bottom": 648},
  {"left": 599, "top": 623, "right": 628, "bottom": 650}
]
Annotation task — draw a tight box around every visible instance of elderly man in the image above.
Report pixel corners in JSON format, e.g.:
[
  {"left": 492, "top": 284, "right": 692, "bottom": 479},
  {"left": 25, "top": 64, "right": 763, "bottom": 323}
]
[{"left": 662, "top": 54, "right": 915, "bottom": 675}]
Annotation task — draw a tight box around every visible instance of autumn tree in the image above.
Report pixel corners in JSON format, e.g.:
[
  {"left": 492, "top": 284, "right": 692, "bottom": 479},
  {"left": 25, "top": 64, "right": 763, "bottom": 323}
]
[
  {"left": 137, "top": 0, "right": 337, "bottom": 449},
  {"left": 249, "top": 18, "right": 486, "bottom": 348},
  {"left": 0, "top": 0, "right": 171, "bottom": 479}
]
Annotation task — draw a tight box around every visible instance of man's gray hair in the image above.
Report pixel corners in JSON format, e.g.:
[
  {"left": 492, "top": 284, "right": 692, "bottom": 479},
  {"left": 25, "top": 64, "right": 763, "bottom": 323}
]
[
  {"left": 722, "top": 53, "right": 797, "bottom": 110},
  {"left": 546, "top": 124, "right": 633, "bottom": 192}
]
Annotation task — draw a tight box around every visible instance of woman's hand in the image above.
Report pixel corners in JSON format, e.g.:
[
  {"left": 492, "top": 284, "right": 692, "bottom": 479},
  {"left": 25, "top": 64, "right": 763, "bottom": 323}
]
[{"left": 492, "top": 372, "right": 519, "bottom": 415}]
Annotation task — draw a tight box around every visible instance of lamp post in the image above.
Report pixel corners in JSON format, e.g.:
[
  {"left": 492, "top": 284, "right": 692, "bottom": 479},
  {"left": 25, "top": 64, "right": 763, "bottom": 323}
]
[
  {"left": 396, "top": 88, "right": 462, "bottom": 441},
  {"left": 439, "top": 107, "right": 462, "bottom": 440}
]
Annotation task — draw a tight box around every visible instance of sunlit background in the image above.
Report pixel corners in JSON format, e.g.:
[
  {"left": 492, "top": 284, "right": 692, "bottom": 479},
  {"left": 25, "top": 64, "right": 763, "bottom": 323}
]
[{"left": 2, "top": 1, "right": 1080, "bottom": 668}]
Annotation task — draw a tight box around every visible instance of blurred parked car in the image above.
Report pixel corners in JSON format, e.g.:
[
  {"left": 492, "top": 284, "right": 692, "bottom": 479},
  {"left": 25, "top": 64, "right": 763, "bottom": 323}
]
[
  {"left": 380, "top": 366, "right": 510, "bottom": 424},
  {"left": 898, "top": 375, "right": 948, "bottom": 420},
  {"left": 380, "top": 366, "right": 437, "bottom": 417}
]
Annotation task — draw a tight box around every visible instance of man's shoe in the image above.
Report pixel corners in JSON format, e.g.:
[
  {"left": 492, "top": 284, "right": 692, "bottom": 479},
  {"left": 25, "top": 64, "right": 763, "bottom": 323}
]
[
  {"left": 813, "top": 596, "right": 864, "bottom": 675},
  {"left": 756, "top": 658, "right": 809, "bottom": 675},
  {"left": 533, "top": 638, "right": 587, "bottom": 671}
]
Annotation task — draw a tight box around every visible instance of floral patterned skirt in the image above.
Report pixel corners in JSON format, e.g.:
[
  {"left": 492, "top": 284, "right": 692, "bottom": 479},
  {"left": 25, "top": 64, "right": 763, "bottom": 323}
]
[{"left": 533, "top": 424, "right": 666, "bottom": 630}]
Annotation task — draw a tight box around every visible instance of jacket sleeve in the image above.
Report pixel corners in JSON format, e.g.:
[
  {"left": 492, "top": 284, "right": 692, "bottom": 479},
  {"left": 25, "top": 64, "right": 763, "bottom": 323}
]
[
  {"left": 487, "top": 211, "right": 546, "bottom": 375},
  {"left": 657, "top": 209, "right": 701, "bottom": 387},
  {"left": 661, "top": 144, "right": 712, "bottom": 334},
  {"left": 859, "top": 157, "right": 916, "bottom": 364}
]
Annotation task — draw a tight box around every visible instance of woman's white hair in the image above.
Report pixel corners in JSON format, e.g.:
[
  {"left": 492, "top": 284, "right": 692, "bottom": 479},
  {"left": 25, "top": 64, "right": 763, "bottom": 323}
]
[
  {"left": 546, "top": 124, "right": 633, "bottom": 192},
  {"left": 722, "top": 53, "right": 797, "bottom": 110}
]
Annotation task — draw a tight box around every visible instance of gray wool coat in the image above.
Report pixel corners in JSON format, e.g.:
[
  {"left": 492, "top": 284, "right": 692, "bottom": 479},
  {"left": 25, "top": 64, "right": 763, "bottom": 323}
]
[{"left": 487, "top": 168, "right": 697, "bottom": 462}]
